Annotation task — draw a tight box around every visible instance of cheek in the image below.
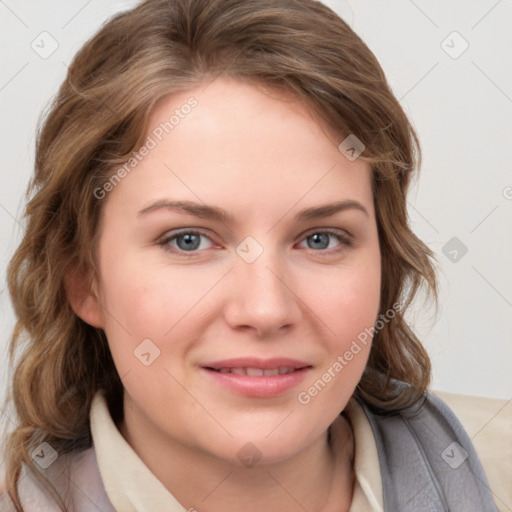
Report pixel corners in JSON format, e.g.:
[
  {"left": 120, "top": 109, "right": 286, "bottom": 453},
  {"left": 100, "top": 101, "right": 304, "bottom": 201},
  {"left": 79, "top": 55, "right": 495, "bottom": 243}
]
[
  {"left": 298, "top": 250, "right": 381, "bottom": 397},
  {"left": 304, "top": 254, "right": 381, "bottom": 343},
  {"left": 97, "top": 255, "right": 222, "bottom": 373}
]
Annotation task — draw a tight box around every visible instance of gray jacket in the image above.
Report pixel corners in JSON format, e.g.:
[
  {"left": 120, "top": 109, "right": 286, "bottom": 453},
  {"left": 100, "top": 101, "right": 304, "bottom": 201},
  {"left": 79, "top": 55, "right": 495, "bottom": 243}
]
[{"left": 4, "top": 390, "right": 498, "bottom": 511}]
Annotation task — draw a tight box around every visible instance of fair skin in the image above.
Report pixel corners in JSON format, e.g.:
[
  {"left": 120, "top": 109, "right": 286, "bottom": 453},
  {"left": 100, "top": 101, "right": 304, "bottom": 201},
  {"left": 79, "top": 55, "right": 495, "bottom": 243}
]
[{"left": 69, "top": 77, "right": 381, "bottom": 511}]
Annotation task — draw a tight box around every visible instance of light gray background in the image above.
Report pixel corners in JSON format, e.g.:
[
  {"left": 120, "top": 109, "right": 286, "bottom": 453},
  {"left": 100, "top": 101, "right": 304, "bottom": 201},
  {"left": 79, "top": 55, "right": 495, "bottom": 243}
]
[{"left": 1, "top": 0, "right": 511, "bottom": 406}]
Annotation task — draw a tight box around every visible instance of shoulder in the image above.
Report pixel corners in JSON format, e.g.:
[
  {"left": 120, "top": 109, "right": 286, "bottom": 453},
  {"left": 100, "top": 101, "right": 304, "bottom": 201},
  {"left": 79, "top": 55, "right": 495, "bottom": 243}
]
[
  {"left": 433, "top": 390, "right": 512, "bottom": 512},
  {"left": 356, "top": 385, "right": 507, "bottom": 511},
  {"left": 3, "top": 444, "right": 115, "bottom": 512}
]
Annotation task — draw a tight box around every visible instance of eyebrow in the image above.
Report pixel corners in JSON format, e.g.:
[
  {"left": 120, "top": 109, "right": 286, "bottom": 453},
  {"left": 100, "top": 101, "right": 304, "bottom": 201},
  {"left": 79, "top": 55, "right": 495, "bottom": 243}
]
[{"left": 137, "top": 199, "right": 369, "bottom": 223}]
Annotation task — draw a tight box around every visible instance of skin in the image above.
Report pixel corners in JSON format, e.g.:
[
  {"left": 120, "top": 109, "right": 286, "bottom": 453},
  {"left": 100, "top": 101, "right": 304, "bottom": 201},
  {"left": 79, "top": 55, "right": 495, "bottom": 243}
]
[{"left": 69, "top": 77, "right": 381, "bottom": 511}]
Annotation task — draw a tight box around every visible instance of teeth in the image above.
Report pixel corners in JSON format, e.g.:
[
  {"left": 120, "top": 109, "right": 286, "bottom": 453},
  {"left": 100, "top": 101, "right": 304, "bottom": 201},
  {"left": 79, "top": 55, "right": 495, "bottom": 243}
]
[
  {"left": 214, "top": 367, "right": 296, "bottom": 376},
  {"left": 246, "top": 367, "right": 264, "bottom": 377}
]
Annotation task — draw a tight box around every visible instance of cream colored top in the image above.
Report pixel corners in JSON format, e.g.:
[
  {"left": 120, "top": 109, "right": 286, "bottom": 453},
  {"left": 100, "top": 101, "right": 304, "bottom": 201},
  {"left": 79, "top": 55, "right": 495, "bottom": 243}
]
[
  {"left": 7, "top": 390, "right": 511, "bottom": 511},
  {"left": 89, "top": 392, "right": 382, "bottom": 512},
  {"left": 89, "top": 391, "right": 512, "bottom": 512}
]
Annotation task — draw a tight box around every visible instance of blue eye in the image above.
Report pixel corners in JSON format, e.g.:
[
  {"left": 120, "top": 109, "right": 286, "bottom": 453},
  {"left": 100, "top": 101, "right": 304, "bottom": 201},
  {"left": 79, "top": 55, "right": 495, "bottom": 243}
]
[
  {"left": 158, "top": 229, "right": 352, "bottom": 256},
  {"left": 298, "top": 230, "right": 352, "bottom": 252},
  {"left": 159, "top": 231, "right": 214, "bottom": 253}
]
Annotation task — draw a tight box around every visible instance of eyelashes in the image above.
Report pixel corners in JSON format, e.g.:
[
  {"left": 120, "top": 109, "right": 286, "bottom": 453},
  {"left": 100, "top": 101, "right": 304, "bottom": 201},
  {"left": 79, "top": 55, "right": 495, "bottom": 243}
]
[
  {"left": 157, "top": 228, "right": 353, "bottom": 257},
  {"left": 159, "top": 230, "right": 214, "bottom": 253},
  {"left": 297, "top": 230, "right": 353, "bottom": 252}
]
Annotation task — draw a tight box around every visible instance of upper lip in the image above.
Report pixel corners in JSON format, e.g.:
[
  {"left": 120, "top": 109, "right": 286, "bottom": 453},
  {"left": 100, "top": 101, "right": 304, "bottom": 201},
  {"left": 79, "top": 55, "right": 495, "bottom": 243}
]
[{"left": 201, "top": 357, "right": 312, "bottom": 370}]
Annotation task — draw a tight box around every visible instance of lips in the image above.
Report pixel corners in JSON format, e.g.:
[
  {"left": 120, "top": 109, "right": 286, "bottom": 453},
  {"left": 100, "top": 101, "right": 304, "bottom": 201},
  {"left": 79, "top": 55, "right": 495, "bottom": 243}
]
[{"left": 201, "top": 357, "right": 312, "bottom": 397}]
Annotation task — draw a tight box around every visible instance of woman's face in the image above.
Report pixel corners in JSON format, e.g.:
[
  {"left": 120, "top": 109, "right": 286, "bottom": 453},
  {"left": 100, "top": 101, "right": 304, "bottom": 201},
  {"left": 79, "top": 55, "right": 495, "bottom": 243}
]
[{"left": 88, "top": 77, "right": 381, "bottom": 465}]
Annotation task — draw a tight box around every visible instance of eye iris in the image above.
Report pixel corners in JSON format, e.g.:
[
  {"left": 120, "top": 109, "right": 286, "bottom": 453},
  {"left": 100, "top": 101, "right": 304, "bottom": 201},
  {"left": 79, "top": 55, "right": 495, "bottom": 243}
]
[
  {"left": 171, "top": 232, "right": 338, "bottom": 252},
  {"left": 177, "top": 233, "right": 201, "bottom": 251},
  {"left": 308, "top": 233, "right": 330, "bottom": 250}
]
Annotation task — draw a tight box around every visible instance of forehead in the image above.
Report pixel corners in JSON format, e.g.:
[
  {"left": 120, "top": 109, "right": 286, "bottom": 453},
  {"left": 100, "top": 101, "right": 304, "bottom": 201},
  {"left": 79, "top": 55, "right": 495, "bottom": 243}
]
[{"left": 102, "top": 77, "right": 374, "bottom": 223}]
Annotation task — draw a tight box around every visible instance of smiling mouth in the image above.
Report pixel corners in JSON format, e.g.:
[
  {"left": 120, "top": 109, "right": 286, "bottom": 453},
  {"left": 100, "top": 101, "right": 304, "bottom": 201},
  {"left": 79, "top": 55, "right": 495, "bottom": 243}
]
[
  {"left": 205, "top": 366, "right": 304, "bottom": 376},
  {"left": 201, "top": 360, "right": 312, "bottom": 396}
]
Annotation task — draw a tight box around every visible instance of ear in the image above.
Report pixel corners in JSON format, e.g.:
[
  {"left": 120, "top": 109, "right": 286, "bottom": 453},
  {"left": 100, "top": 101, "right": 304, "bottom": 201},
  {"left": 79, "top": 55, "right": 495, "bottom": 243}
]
[{"left": 64, "top": 266, "right": 105, "bottom": 329}]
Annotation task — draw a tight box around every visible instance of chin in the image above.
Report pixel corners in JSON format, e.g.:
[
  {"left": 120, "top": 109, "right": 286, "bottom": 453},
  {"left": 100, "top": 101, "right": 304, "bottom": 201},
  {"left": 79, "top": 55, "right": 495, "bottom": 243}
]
[{"left": 194, "top": 423, "right": 318, "bottom": 469}]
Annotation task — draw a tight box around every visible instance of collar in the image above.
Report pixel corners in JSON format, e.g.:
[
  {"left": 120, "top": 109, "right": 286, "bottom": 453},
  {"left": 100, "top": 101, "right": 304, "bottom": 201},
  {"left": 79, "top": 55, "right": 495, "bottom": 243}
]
[
  {"left": 343, "top": 399, "right": 384, "bottom": 512},
  {"left": 90, "top": 392, "right": 384, "bottom": 511}
]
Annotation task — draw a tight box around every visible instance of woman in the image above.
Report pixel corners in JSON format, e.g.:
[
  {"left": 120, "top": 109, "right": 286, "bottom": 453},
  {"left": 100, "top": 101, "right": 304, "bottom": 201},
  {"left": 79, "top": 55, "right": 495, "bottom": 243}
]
[{"left": 1, "top": 0, "right": 510, "bottom": 510}]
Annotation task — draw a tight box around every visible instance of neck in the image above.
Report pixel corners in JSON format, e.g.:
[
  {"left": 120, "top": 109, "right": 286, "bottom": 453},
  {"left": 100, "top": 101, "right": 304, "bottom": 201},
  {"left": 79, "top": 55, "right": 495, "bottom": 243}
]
[{"left": 118, "top": 409, "right": 355, "bottom": 512}]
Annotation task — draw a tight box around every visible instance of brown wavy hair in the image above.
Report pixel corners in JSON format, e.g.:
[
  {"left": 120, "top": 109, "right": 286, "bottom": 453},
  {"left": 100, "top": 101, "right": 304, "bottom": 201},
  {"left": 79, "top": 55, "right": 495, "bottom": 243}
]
[{"left": 1, "top": 0, "right": 437, "bottom": 509}]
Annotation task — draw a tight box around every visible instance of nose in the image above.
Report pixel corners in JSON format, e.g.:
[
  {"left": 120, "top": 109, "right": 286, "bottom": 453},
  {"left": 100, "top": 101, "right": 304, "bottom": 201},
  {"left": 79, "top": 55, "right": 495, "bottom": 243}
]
[{"left": 223, "top": 248, "right": 302, "bottom": 338}]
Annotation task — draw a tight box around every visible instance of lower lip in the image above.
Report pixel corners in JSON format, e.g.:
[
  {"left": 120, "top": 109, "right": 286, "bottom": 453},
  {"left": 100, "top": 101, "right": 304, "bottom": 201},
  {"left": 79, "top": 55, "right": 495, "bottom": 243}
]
[{"left": 201, "top": 367, "right": 311, "bottom": 398}]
